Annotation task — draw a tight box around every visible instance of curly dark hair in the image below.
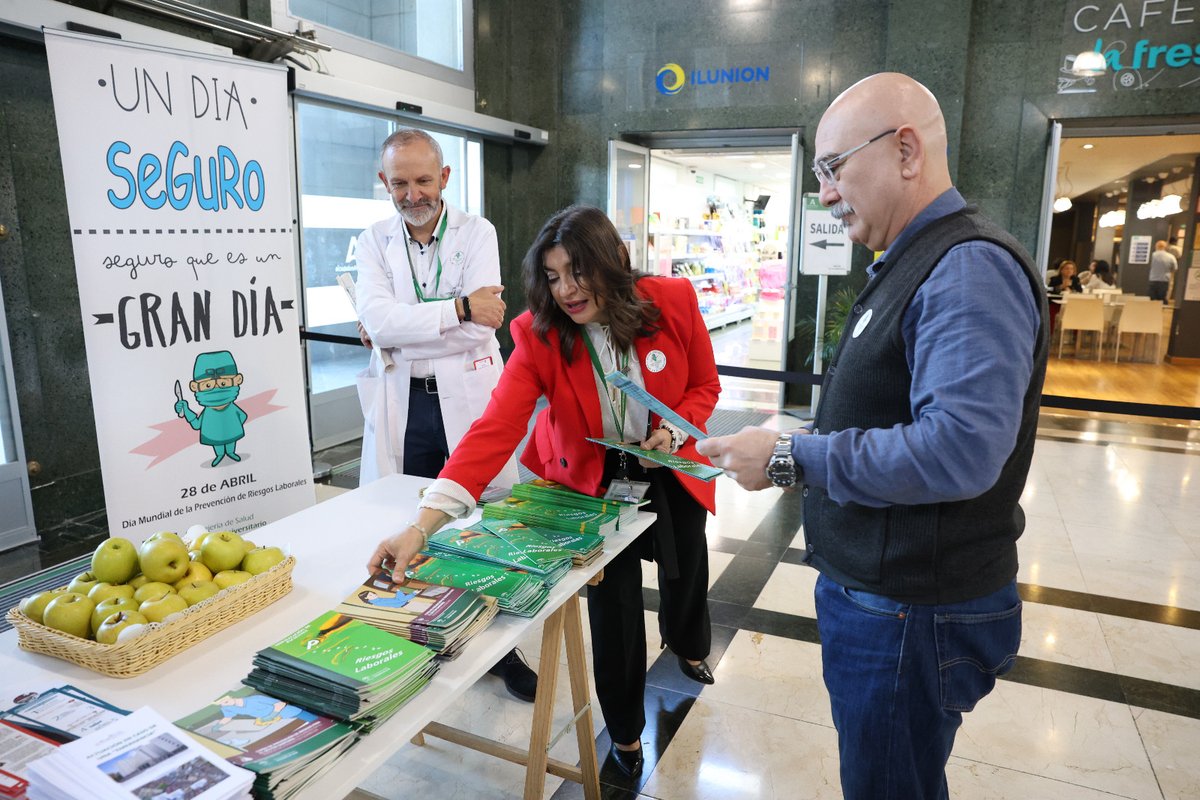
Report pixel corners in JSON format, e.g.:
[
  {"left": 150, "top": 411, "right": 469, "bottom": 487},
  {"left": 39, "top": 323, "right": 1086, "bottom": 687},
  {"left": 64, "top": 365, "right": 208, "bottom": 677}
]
[{"left": 522, "top": 205, "right": 660, "bottom": 362}]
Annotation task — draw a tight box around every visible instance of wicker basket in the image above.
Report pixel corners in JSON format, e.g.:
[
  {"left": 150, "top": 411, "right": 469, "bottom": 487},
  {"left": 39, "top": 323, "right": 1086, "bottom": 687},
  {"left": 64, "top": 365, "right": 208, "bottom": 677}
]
[{"left": 5, "top": 556, "right": 295, "bottom": 678}]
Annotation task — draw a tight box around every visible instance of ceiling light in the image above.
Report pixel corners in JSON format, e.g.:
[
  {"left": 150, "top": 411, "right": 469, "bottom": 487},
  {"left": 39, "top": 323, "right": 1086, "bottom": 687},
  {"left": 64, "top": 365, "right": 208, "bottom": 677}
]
[
  {"left": 1071, "top": 49, "right": 1107, "bottom": 76},
  {"left": 1082, "top": 143, "right": 1094, "bottom": 150},
  {"left": 1137, "top": 195, "right": 1184, "bottom": 219},
  {"left": 1099, "top": 209, "right": 1126, "bottom": 228},
  {"left": 1053, "top": 196, "right": 1073, "bottom": 213}
]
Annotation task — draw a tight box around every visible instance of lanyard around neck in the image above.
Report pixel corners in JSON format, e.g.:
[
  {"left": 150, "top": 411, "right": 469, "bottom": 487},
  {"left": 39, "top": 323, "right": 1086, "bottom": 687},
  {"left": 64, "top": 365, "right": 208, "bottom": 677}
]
[
  {"left": 582, "top": 330, "right": 629, "bottom": 437},
  {"left": 405, "top": 210, "right": 450, "bottom": 303}
]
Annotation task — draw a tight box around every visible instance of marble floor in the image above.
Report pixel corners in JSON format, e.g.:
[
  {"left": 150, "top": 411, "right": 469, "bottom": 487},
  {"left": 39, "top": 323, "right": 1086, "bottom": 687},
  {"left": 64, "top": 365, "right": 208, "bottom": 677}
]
[{"left": 336, "top": 411, "right": 1200, "bottom": 800}]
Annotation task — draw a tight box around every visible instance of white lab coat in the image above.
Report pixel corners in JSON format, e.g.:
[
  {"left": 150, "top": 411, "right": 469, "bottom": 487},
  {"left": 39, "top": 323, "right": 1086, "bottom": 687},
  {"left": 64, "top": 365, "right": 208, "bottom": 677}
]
[{"left": 354, "top": 203, "right": 519, "bottom": 488}]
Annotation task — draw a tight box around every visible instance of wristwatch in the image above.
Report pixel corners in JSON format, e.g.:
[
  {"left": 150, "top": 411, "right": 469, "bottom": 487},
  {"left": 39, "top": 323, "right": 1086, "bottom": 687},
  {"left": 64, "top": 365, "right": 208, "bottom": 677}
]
[
  {"left": 461, "top": 295, "right": 472, "bottom": 322},
  {"left": 766, "top": 434, "right": 798, "bottom": 488}
]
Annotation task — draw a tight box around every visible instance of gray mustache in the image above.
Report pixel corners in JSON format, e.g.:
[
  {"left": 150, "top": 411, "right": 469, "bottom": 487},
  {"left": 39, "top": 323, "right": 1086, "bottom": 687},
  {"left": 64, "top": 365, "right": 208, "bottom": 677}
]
[{"left": 830, "top": 202, "right": 855, "bottom": 220}]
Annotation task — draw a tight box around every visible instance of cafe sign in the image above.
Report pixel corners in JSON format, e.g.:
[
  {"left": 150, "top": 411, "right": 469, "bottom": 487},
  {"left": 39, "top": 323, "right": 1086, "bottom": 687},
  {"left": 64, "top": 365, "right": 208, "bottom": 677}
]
[{"left": 1057, "top": 1, "right": 1200, "bottom": 93}]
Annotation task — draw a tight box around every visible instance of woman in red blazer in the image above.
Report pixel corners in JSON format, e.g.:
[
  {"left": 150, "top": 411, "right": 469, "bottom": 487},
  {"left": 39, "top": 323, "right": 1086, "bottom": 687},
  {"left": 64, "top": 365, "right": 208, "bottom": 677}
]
[{"left": 367, "top": 205, "right": 721, "bottom": 779}]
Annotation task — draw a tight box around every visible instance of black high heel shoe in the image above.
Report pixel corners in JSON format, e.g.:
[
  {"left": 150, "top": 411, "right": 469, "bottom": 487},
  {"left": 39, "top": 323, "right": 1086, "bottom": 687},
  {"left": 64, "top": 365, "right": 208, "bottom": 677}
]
[
  {"left": 608, "top": 742, "right": 643, "bottom": 778},
  {"left": 677, "top": 656, "right": 715, "bottom": 685}
]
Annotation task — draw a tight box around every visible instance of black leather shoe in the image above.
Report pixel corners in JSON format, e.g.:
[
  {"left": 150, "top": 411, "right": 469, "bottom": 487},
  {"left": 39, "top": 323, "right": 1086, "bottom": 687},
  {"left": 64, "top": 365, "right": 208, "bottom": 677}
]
[
  {"left": 678, "top": 656, "right": 715, "bottom": 685},
  {"left": 488, "top": 648, "right": 538, "bottom": 702},
  {"left": 608, "top": 742, "right": 643, "bottom": 778}
]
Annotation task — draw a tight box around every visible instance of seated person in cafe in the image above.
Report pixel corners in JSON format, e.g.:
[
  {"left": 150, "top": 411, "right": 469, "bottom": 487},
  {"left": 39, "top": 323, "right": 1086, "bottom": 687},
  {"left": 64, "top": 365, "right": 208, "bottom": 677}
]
[
  {"left": 1084, "top": 259, "right": 1114, "bottom": 291},
  {"left": 1047, "top": 260, "right": 1082, "bottom": 294}
]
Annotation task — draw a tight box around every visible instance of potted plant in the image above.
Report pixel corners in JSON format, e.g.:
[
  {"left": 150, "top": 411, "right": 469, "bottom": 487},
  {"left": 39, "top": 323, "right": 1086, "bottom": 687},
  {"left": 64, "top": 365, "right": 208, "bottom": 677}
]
[{"left": 796, "top": 286, "right": 858, "bottom": 366}]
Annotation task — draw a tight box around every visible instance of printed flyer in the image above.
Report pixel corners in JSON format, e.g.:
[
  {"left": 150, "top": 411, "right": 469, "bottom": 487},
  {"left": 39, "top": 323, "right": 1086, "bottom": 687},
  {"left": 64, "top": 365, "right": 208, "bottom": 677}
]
[{"left": 44, "top": 30, "right": 314, "bottom": 540}]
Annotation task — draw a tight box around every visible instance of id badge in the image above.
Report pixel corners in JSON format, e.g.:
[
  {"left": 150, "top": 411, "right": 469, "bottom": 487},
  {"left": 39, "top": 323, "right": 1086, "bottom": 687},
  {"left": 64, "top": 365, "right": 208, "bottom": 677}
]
[{"left": 604, "top": 479, "right": 650, "bottom": 504}]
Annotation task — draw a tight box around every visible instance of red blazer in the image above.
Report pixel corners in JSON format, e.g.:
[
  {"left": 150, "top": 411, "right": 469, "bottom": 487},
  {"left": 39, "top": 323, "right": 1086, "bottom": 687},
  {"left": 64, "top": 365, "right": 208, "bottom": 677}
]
[{"left": 441, "top": 276, "right": 720, "bottom": 513}]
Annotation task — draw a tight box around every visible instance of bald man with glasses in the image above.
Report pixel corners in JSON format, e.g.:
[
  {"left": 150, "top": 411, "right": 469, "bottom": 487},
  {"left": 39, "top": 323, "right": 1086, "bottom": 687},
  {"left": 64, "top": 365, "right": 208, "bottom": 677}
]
[{"left": 700, "top": 73, "right": 1049, "bottom": 799}]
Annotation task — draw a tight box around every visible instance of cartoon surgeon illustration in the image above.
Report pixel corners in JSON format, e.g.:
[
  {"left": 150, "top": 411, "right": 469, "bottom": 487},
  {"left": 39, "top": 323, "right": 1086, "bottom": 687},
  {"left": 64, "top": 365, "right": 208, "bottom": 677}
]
[{"left": 174, "top": 350, "right": 248, "bottom": 467}]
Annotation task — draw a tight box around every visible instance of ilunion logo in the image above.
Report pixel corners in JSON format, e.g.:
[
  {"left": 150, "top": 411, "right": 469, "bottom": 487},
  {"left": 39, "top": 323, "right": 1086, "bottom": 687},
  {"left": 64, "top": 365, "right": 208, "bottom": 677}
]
[{"left": 656, "top": 63, "right": 686, "bottom": 95}]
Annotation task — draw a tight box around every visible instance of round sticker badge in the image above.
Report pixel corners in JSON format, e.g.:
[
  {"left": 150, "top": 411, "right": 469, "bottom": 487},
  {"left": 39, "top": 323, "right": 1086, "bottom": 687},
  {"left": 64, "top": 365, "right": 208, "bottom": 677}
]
[
  {"left": 852, "top": 308, "right": 873, "bottom": 338},
  {"left": 450, "top": 251, "right": 465, "bottom": 266},
  {"left": 645, "top": 350, "right": 667, "bottom": 373}
]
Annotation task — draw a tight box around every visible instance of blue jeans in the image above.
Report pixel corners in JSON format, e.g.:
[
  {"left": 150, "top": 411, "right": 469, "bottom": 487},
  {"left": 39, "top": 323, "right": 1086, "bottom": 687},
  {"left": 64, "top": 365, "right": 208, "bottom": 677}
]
[{"left": 815, "top": 573, "right": 1021, "bottom": 800}]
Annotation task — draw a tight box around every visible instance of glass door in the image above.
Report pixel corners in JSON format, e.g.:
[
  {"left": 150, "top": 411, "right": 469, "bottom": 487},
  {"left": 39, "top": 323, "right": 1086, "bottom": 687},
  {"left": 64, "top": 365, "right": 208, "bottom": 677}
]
[
  {"left": 0, "top": 251, "right": 36, "bottom": 550},
  {"left": 607, "top": 140, "right": 651, "bottom": 271}
]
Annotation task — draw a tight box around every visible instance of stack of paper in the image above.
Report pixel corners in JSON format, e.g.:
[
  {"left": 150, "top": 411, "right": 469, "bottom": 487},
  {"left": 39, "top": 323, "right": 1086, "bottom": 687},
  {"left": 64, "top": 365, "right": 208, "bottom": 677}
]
[
  {"left": 334, "top": 572, "right": 498, "bottom": 660},
  {"left": 244, "top": 612, "right": 437, "bottom": 732},
  {"left": 429, "top": 520, "right": 574, "bottom": 586},
  {"left": 510, "top": 478, "right": 642, "bottom": 530},
  {"left": 520, "top": 526, "right": 605, "bottom": 567},
  {"left": 482, "top": 495, "right": 618, "bottom": 535},
  {"left": 175, "top": 685, "right": 359, "bottom": 800},
  {"left": 26, "top": 706, "right": 254, "bottom": 800},
  {"left": 403, "top": 552, "right": 549, "bottom": 617}
]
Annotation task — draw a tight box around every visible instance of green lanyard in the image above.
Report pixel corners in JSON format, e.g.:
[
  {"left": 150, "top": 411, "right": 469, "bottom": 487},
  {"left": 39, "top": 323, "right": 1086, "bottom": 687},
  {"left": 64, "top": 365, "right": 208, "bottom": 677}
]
[
  {"left": 582, "top": 331, "right": 629, "bottom": 437},
  {"left": 404, "top": 211, "right": 451, "bottom": 302}
]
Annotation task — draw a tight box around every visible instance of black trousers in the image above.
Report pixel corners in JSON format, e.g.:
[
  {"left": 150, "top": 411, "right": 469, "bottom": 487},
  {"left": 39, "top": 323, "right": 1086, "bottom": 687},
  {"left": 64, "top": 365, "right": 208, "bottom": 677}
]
[
  {"left": 403, "top": 384, "right": 450, "bottom": 479},
  {"left": 586, "top": 451, "right": 711, "bottom": 746}
]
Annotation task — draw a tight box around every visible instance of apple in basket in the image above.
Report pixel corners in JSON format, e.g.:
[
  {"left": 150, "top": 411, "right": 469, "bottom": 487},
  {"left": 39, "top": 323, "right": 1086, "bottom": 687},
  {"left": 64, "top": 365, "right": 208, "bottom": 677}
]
[
  {"left": 42, "top": 593, "right": 95, "bottom": 639},
  {"left": 173, "top": 561, "right": 213, "bottom": 589},
  {"left": 67, "top": 571, "right": 100, "bottom": 596},
  {"left": 90, "top": 537, "right": 139, "bottom": 585},
  {"left": 213, "top": 570, "right": 252, "bottom": 589},
  {"left": 200, "top": 532, "right": 246, "bottom": 573},
  {"left": 139, "top": 537, "right": 190, "bottom": 584},
  {"left": 96, "top": 611, "right": 149, "bottom": 645},
  {"left": 19, "top": 590, "right": 68, "bottom": 624},
  {"left": 138, "top": 590, "right": 188, "bottom": 623},
  {"left": 134, "top": 581, "right": 176, "bottom": 604},
  {"left": 178, "top": 580, "right": 220, "bottom": 606},
  {"left": 241, "top": 546, "right": 285, "bottom": 575},
  {"left": 88, "top": 582, "right": 135, "bottom": 605},
  {"left": 91, "top": 597, "right": 140, "bottom": 635}
]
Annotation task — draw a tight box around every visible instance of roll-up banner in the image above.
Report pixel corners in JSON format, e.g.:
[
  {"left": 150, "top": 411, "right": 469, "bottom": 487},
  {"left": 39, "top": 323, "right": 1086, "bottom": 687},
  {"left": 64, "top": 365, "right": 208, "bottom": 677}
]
[{"left": 44, "top": 29, "right": 314, "bottom": 541}]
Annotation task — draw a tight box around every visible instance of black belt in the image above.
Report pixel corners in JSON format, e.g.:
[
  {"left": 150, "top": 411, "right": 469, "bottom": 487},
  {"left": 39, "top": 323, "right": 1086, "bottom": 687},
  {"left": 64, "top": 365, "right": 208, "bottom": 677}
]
[{"left": 410, "top": 376, "right": 438, "bottom": 394}]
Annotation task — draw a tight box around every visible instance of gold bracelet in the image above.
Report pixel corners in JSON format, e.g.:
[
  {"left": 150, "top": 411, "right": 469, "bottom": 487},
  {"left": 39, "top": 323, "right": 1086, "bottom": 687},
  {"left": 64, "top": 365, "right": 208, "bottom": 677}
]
[{"left": 408, "top": 521, "right": 431, "bottom": 549}]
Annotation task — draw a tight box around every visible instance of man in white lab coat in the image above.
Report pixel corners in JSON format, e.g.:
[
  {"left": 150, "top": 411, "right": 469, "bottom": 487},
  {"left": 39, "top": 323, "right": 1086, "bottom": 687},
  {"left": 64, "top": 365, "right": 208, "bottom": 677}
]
[{"left": 354, "top": 128, "right": 532, "bottom": 700}]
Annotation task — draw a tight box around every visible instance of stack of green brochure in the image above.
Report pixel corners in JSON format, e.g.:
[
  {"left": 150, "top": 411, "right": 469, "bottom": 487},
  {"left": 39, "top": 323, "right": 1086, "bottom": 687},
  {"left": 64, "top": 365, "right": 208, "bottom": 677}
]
[
  {"left": 335, "top": 573, "right": 499, "bottom": 660},
  {"left": 510, "top": 478, "right": 642, "bottom": 530},
  {"left": 483, "top": 495, "right": 618, "bottom": 535},
  {"left": 428, "top": 520, "right": 574, "bottom": 586},
  {"left": 245, "top": 612, "right": 438, "bottom": 732},
  {"left": 524, "top": 526, "right": 605, "bottom": 567},
  {"left": 176, "top": 685, "right": 359, "bottom": 800},
  {"left": 404, "top": 552, "right": 550, "bottom": 617}
]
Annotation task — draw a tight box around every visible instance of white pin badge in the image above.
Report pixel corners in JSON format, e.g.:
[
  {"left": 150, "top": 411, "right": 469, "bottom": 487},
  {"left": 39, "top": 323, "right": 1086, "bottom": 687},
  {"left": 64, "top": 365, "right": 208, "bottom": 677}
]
[
  {"left": 451, "top": 251, "right": 465, "bottom": 266},
  {"left": 852, "top": 308, "right": 873, "bottom": 338},
  {"left": 645, "top": 350, "right": 667, "bottom": 373}
]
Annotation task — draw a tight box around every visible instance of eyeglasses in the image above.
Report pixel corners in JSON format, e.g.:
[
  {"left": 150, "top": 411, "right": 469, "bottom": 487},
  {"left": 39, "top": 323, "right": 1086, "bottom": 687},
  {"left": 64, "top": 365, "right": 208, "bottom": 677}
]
[{"left": 812, "top": 128, "right": 898, "bottom": 185}]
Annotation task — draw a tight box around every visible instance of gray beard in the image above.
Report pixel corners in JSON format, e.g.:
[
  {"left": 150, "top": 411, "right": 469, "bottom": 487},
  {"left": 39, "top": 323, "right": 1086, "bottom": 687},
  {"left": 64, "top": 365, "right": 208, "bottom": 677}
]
[{"left": 396, "top": 199, "right": 438, "bottom": 228}]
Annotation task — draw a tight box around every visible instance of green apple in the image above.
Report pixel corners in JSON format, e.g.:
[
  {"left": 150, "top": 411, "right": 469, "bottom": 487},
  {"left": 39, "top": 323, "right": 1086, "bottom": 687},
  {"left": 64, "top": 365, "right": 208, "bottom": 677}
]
[
  {"left": 144, "top": 530, "right": 184, "bottom": 544},
  {"left": 88, "top": 582, "right": 135, "bottom": 605},
  {"left": 67, "top": 571, "right": 100, "bottom": 596},
  {"left": 91, "top": 597, "right": 140, "bottom": 634},
  {"left": 138, "top": 590, "right": 188, "bottom": 623},
  {"left": 42, "top": 593, "right": 95, "bottom": 639},
  {"left": 96, "top": 611, "right": 149, "bottom": 644},
  {"left": 90, "top": 537, "right": 139, "bottom": 584},
  {"left": 190, "top": 531, "right": 212, "bottom": 553},
  {"left": 178, "top": 579, "right": 220, "bottom": 606},
  {"left": 128, "top": 574, "right": 150, "bottom": 590},
  {"left": 138, "top": 537, "right": 190, "bottom": 583},
  {"left": 200, "top": 531, "right": 245, "bottom": 573},
  {"left": 173, "top": 561, "right": 213, "bottom": 589},
  {"left": 19, "top": 590, "right": 67, "bottom": 623},
  {"left": 133, "top": 581, "right": 176, "bottom": 604},
  {"left": 241, "top": 545, "right": 285, "bottom": 575},
  {"left": 213, "top": 570, "right": 252, "bottom": 589},
  {"left": 241, "top": 539, "right": 257, "bottom": 553}
]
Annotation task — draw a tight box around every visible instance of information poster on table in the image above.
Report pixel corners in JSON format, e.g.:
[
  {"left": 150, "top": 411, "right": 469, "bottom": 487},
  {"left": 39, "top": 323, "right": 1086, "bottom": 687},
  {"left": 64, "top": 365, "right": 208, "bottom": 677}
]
[{"left": 44, "top": 30, "right": 314, "bottom": 541}]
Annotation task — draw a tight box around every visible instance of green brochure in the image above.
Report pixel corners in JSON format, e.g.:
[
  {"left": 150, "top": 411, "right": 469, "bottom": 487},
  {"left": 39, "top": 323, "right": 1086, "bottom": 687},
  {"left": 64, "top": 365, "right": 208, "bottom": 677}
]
[{"left": 586, "top": 437, "right": 724, "bottom": 481}]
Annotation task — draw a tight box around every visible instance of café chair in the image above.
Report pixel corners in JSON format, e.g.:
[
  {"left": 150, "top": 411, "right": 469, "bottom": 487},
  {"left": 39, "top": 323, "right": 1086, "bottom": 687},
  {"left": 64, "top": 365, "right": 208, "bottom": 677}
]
[
  {"left": 1114, "top": 299, "right": 1164, "bottom": 363},
  {"left": 1057, "top": 295, "right": 1104, "bottom": 360}
]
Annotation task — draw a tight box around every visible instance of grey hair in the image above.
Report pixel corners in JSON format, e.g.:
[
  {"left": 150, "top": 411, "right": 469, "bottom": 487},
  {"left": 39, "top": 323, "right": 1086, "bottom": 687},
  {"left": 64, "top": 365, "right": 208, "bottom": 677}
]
[{"left": 380, "top": 128, "right": 444, "bottom": 170}]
